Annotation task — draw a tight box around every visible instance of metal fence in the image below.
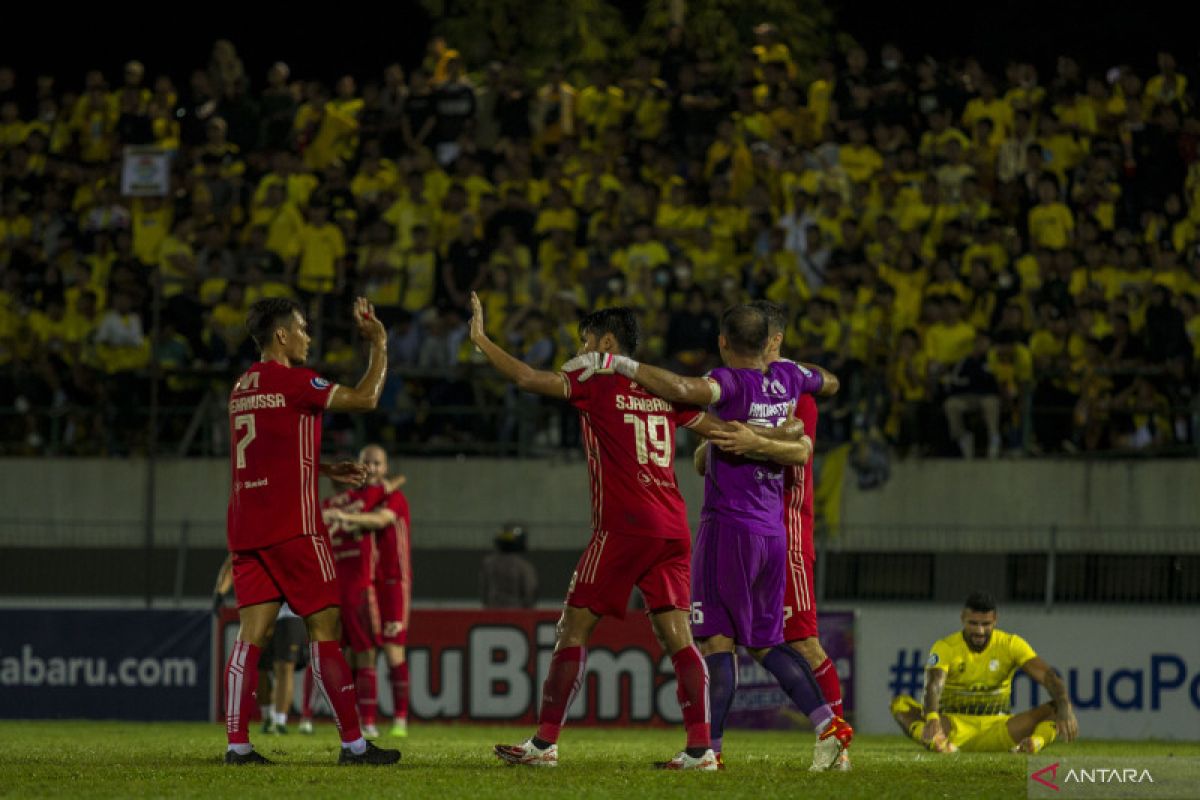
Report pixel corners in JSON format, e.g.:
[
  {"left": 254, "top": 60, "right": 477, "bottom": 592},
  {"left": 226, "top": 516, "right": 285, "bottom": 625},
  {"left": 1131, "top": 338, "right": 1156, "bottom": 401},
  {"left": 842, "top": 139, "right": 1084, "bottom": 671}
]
[{"left": 2, "top": 518, "right": 1196, "bottom": 607}]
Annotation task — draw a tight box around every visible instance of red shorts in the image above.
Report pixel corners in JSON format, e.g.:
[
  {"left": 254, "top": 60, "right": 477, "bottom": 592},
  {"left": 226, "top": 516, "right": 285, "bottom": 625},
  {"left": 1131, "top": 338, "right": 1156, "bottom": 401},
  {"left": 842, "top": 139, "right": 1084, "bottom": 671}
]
[
  {"left": 376, "top": 578, "right": 410, "bottom": 646},
  {"left": 339, "top": 582, "right": 380, "bottom": 653},
  {"left": 232, "top": 534, "right": 339, "bottom": 618},
  {"left": 566, "top": 531, "right": 690, "bottom": 619},
  {"left": 783, "top": 527, "right": 818, "bottom": 642}
]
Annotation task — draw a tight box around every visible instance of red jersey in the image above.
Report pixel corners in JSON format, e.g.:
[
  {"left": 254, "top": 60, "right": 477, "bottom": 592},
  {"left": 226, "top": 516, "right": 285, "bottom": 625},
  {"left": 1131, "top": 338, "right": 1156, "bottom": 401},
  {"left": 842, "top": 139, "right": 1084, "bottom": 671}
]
[
  {"left": 226, "top": 360, "right": 335, "bottom": 551},
  {"left": 374, "top": 489, "right": 412, "bottom": 583},
  {"left": 564, "top": 370, "right": 702, "bottom": 539},
  {"left": 324, "top": 484, "right": 387, "bottom": 590},
  {"left": 784, "top": 392, "right": 818, "bottom": 555}
]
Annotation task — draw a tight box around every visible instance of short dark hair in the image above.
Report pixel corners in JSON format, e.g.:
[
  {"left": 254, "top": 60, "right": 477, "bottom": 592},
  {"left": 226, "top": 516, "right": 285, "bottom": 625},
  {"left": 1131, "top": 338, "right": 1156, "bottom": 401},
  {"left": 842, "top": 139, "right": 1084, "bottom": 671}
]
[
  {"left": 749, "top": 300, "right": 787, "bottom": 336},
  {"left": 964, "top": 592, "right": 997, "bottom": 614},
  {"left": 720, "top": 304, "right": 769, "bottom": 357},
  {"left": 246, "top": 297, "right": 302, "bottom": 351},
  {"left": 579, "top": 307, "right": 639, "bottom": 355}
]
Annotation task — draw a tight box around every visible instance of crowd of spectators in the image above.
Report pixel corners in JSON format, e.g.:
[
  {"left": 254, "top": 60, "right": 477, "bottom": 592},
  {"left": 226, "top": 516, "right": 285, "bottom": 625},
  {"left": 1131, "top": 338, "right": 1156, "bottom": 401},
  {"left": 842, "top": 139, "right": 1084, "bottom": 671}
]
[{"left": 0, "top": 30, "right": 1197, "bottom": 457}]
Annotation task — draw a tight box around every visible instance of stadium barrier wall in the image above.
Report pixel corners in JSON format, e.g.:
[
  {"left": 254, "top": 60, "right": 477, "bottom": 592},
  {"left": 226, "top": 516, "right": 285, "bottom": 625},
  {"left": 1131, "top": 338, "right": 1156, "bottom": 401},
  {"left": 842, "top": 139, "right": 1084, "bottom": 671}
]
[
  {"left": 2, "top": 457, "right": 1199, "bottom": 551},
  {"left": 0, "top": 609, "right": 211, "bottom": 720},
  {"left": 855, "top": 604, "right": 1200, "bottom": 741},
  {"left": 217, "top": 608, "right": 854, "bottom": 729}
]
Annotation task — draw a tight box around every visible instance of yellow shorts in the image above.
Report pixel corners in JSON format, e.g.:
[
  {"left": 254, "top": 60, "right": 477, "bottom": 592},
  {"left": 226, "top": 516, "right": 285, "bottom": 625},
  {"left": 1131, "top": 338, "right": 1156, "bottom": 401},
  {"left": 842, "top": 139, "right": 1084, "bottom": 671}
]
[{"left": 945, "top": 713, "right": 1016, "bottom": 752}]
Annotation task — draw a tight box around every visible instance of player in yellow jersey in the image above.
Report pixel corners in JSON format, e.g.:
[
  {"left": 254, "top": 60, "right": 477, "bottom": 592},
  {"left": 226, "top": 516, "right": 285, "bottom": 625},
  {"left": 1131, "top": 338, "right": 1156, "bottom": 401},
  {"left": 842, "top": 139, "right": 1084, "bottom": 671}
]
[{"left": 890, "top": 593, "right": 1079, "bottom": 754}]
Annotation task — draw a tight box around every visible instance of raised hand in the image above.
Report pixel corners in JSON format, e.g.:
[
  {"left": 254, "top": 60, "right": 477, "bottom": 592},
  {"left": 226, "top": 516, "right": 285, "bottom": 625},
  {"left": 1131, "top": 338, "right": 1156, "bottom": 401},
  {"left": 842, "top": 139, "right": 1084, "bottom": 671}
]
[
  {"left": 353, "top": 297, "right": 387, "bottom": 346},
  {"left": 469, "top": 292, "right": 486, "bottom": 343}
]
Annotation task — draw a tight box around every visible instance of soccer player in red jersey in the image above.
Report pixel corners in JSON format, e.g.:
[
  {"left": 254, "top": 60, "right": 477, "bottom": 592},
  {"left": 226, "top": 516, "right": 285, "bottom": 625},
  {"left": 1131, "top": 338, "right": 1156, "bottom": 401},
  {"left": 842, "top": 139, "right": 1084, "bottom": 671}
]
[
  {"left": 320, "top": 477, "right": 387, "bottom": 737},
  {"left": 470, "top": 292, "right": 788, "bottom": 771},
  {"left": 756, "top": 300, "right": 849, "bottom": 768},
  {"left": 324, "top": 445, "right": 413, "bottom": 739},
  {"left": 222, "top": 296, "right": 399, "bottom": 766}
]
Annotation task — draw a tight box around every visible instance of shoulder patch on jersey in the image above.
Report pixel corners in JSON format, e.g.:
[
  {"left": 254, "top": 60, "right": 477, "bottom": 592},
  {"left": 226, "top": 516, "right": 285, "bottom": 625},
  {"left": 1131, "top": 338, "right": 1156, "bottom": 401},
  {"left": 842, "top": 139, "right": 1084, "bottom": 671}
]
[
  {"left": 311, "top": 377, "right": 331, "bottom": 389},
  {"left": 927, "top": 653, "right": 939, "bottom": 666}
]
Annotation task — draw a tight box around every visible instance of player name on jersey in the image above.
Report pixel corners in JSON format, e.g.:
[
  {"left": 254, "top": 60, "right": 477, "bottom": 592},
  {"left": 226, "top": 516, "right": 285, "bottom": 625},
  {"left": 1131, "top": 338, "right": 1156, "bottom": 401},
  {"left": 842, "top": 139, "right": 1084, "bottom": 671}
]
[
  {"left": 614, "top": 394, "right": 675, "bottom": 413},
  {"left": 748, "top": 400, "right": 794, "bottom": 419},
  {"left": 228, "top": 393, "right": 286, "bottom": 413}
]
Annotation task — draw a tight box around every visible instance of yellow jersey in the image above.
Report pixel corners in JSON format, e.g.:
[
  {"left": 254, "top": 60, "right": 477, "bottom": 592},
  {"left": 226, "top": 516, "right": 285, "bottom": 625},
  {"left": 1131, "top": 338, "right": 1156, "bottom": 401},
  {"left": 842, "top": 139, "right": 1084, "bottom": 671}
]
[{"left": 928, "top": 629, "right": 1037, "bottom": 715}]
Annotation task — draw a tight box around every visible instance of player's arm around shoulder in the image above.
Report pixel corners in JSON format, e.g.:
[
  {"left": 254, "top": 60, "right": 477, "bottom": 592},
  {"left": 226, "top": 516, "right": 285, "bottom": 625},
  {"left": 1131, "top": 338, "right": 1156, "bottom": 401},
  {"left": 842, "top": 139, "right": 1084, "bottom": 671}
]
[
  {"left": 792, "top": 360, "right": 839, "bottom": 397},
  {"left": 335, "top": 506, "right": 398, "bottom": 531},
  {"left": 469, "top": 291, "right": 569, "bottom": 400},
  {"left": 560, "top": 350, "right": 720, "bottom": 407},
  {"left": 327, "top": 297, "right": 388, "bottom": 413},
  {"left": 707, "top": 421, "right": 813, "bottom": 465},
  {"left": 634, "top": 362, "right": 721, "bottom": 407}
]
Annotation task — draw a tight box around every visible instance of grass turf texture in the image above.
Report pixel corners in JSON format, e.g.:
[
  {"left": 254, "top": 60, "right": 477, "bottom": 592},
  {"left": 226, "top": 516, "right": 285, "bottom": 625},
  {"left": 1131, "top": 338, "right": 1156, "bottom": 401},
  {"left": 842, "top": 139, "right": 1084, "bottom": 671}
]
[{"left": 3, "top": 722, "right": 1197, "bottom": 799}]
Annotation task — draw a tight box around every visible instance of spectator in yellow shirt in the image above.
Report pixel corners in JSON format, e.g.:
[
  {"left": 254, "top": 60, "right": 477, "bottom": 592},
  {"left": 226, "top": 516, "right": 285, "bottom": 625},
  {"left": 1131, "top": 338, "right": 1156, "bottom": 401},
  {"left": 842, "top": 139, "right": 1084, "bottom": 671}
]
[
  {"left": 402, "top": 224, "right": 439, "bottom": 313},
  {"left": 1143, "top": 51, "right": 1189, "bottom": 113},
  {"left": 1028, "top": 176, "right": 1075, "bottom": 250},
  {"left": 840, "top": 123, "right": 884, "bottom": 185},
  {"left": 532, "top": 65, "right": 576, "bottom": 154},
  {"left": 887, "top": 328, "right": 930, "bottom": 455},
  {"left": 296, "top": 204, "right": 346, "bottom": 294},
  {"left": 924, "top": 295, "right": 977, "bottom": 373},
  {"left": 962, "top": 81, "right": 1013, "bottom": 138}
]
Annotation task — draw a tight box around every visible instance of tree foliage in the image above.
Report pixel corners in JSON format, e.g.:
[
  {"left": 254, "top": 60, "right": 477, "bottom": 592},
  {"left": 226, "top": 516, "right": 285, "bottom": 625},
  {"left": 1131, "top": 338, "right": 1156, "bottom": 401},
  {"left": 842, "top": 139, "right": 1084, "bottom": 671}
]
[
  {"left": 421, "top": 0, "right": 836, "bottom": 78},
  {"left": 421, "top": 0, "right": 635, "bottom": 73}
]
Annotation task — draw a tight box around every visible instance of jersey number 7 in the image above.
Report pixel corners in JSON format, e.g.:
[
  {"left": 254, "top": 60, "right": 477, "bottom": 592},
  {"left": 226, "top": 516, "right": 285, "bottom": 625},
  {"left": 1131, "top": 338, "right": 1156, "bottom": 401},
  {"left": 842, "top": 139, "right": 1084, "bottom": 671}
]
[{"left": 234, "top": 414, "right": 256, "bottom": 469}]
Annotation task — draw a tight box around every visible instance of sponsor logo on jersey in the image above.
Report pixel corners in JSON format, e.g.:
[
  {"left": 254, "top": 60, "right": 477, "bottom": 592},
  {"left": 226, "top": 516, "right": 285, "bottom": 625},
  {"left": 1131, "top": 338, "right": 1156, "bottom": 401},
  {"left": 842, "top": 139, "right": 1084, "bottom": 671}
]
[{"left": 312, "top": 377, "right": 331, "bottom": 389}]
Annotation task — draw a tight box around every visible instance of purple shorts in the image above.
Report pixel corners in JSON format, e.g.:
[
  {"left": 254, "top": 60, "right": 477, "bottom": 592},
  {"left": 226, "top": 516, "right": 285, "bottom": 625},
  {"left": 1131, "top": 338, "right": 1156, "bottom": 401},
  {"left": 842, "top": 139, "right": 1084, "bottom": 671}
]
[{"left": 691, "top": 516, "right": 786, "bottom": 649}]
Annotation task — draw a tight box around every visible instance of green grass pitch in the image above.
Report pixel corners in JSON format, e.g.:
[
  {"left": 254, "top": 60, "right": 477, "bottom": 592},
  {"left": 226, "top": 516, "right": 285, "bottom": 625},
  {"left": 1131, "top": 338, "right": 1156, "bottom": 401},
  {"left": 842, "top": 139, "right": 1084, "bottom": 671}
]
[{"left": 3, "top": 722, "right": 1196, "bottom": 799}]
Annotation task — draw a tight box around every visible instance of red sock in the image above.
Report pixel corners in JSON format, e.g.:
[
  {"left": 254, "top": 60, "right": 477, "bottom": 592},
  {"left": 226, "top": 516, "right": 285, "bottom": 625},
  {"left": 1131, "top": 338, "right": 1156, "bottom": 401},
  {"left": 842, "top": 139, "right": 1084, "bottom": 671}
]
[
  {"left": 812, "top": 657, "right": 844, "bottom": 718},
  {"left": 310, "top": 641, "right": 363, "bottom": 743},
  {"left": 535, "top": 646, "right": 586, "bottom": 744},
  {"left": 224, "top": 641, "right": 261, "bottom": 745},
  {"left": 390, "top": 662, "right": 409, "bottom": 720},
  {"left": 301, "top": 667, "right": 315, "bottom": 719},
  {"left": 356, "top": 667, "right": 378, "bottom": 727},
  {"left": 671, "top": 644, "right": 711, "bottom": 749}
]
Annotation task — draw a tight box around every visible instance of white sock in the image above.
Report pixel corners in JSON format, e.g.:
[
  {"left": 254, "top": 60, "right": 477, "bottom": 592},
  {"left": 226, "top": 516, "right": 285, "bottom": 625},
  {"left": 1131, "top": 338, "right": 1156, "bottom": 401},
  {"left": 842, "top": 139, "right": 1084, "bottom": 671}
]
[
  {"left": 228, "top": 744, "right": 254, "bottom": 755},
  {"left": 342, "top": 737, "right": 367, "bottom": 754},
  {"left": 262, "top": 704, "right": 275, "bottom": 720},
  {"left": 273, "top": 711, "right": 287, "bottom": 726}
]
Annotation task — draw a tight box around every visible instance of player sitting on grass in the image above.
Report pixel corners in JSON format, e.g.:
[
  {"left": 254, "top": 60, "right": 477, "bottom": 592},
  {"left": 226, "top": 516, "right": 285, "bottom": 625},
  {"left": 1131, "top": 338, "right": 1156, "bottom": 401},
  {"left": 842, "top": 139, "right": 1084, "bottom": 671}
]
[{"left": 890, "top": 592, "right": 1079, "bottom": 754}]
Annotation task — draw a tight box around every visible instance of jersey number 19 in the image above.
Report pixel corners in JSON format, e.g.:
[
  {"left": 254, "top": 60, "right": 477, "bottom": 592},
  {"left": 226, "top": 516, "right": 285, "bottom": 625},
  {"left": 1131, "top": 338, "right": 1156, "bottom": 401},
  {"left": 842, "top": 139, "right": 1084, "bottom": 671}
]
[{"left": 624, "top": 413, "right": 670, "bottom": 467}]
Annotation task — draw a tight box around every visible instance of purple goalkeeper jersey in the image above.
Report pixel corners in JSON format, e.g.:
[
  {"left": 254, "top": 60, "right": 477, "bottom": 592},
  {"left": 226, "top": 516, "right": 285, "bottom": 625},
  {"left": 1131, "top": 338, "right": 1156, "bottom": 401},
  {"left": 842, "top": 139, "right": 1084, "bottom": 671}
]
[{"left": 701, "top": 361, "right": 824, "bottom": 535}]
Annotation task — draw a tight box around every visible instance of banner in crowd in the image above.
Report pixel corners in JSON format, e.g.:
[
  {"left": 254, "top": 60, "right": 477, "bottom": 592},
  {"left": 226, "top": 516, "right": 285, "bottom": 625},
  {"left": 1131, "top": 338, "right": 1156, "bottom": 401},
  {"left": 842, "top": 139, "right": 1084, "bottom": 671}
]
[
  {"left": 217, "top": 609, "right": 855, "bottom": 727},
  {"left": 854, "top": 606, "right": 1200, "bottom": 740},
  {"left": 0, "top": 609, "right": 211, "bottom": 720},
  {"left": 120, "top": 146, "right": 171, "bottom": 197}
]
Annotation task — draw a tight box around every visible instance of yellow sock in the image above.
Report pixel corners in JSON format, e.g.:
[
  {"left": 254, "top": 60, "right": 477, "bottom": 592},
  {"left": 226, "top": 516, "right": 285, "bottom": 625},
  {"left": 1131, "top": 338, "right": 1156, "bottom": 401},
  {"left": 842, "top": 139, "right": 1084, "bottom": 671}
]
[
  {"left": 908, "top": 721, "right": 924, "bottom": 741},
  {"left": 1034, "top": 720, "right": 1057, "bottom": 745}
]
